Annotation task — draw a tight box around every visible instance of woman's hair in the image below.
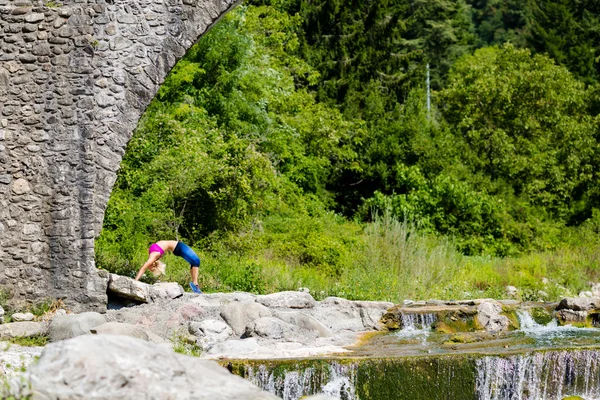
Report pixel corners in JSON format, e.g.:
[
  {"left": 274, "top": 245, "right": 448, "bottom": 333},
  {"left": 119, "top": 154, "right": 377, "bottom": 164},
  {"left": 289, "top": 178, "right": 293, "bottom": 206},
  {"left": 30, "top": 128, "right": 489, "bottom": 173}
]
[{"left": 148, "top": 260, "right": 166, "bottom": 277}]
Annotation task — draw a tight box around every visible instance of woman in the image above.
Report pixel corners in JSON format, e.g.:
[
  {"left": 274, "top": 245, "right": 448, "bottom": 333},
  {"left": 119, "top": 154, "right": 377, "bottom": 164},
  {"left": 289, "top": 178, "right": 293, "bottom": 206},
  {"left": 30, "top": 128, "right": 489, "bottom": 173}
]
[{"left": 135, "top": 240, "right": 202, "bottom": 294}]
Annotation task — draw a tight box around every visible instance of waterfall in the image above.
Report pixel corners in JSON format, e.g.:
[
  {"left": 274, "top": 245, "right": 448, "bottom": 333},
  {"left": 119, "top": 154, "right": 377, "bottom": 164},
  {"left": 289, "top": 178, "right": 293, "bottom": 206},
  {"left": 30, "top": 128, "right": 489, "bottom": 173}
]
[
  {"left": 244, "top": 361, "right": 358, "bottom": 400},
  {"left": 400, "top": 313, "right": 437, "bottom": 330},
  {"left": 476, "top": 350, "right": 600, "bottom": 400}
]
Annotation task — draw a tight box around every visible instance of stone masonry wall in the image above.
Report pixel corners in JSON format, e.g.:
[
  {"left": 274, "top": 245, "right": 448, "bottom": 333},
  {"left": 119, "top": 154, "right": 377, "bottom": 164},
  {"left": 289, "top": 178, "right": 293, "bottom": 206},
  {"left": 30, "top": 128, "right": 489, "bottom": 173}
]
[{"left": 0, "top": 0, "right": 238, "bottom": 312}]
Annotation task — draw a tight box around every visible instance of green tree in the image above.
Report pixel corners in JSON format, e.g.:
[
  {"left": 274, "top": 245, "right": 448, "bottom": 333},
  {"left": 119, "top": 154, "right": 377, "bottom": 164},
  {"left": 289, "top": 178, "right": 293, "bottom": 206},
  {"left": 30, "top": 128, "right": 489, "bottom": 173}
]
[{"left": 438, "top": 44, "right": 596, "bottom": 218}]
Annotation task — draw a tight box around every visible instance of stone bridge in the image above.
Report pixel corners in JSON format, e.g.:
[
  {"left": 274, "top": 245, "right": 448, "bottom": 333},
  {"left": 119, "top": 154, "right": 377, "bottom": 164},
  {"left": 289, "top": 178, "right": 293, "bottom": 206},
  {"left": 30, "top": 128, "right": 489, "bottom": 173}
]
[{"left": 0, "top": 0, "right": 238, "bottom": 312}]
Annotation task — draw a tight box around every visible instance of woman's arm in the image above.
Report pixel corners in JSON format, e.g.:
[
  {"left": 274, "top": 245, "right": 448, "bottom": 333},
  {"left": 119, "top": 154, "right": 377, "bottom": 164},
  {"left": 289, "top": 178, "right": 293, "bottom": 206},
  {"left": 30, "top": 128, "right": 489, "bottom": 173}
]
[{"left": 135, "top": 253, "right": 161, "bottom": 280}]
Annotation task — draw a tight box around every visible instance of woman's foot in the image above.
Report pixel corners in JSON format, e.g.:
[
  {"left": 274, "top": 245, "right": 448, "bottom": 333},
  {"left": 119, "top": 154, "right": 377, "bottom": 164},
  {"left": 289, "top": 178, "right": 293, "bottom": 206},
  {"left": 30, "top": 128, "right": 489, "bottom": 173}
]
[{"left": 189, "top": 282, "right": 202, "bottom": 294}]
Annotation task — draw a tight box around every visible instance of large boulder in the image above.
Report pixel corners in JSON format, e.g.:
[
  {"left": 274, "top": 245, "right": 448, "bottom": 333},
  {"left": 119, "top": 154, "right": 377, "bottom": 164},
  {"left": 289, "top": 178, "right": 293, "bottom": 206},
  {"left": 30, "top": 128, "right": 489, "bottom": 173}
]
[
  {"left": 309, "top": 297, "right": 392, "bottom": 333},
  {"left": 556, "top": 297, "right": 600, "bottom": 311},
  {"left": 0, "top": 322, "right": 44, "bottom": 339},
  {"left": 0, "top": 342, "right": 43, "bottom": 380},
  {"left": 48, "top": 312, "right": 106, "bottom": 342},
  {"left": 243, "top": 316, "right": 318, "bottom": 343},
  {"left": 477, "top": 300, "right": 511, "bottom": 332},
  {"left": 274, "top": 310, "right": 333, "bottom": 338},
  {"left": 107, "top": 273, "right": 150, "bottom": 302},
  {"left": 90, "top": 321, "right": 150, "bottom": 341},
  {"left": 149, "top": 282, "right": 185, "bottom": 302},
  {"left": 220, "top": 302, "right": 272, "bottom": 336},
  {"left": 257, "top": 291, "right": 316, "bottom": 309},
  {"left": 3, "top": 335, "right": 279, "bottom": 400}
]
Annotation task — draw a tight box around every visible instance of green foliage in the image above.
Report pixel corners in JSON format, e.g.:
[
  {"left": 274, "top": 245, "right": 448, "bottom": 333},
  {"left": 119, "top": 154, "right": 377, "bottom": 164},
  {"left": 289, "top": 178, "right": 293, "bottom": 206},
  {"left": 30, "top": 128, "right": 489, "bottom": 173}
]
[
  {"left": 97, "top": 1, "right": 600, "bottom": 304},
  {"left": 171, "top": 333, "right": 203, "bottom": 357},
  {"left": 439, "top": 44, "right": 596, "bottom": 219},
  {"left": 5, "top": 335, "right": 48, "bottom": 347}
]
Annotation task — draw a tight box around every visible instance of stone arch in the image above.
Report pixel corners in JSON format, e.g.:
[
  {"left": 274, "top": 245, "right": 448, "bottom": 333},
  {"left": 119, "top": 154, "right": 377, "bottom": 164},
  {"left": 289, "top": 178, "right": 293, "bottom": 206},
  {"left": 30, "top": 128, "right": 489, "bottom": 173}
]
[{"left": 0, "top": 0, "right": 239, "bottom": 312}]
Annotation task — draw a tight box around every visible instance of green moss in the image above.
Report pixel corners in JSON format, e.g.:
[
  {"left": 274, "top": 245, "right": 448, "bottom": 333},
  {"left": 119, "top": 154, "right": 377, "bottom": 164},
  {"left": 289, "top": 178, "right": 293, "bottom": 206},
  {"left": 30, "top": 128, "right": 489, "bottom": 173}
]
[
  {"left": 226, "top": 355, "right": 478, "bottom": 400},
  {"left": 530, "top": 306, "right": 554, "bottom": 325},
  {"left": 6, "top": 335, "right": 47, "bottom": 347},
  {"left": 503, "top": 310, "right": 520, "bottom": 330},
  {"left": 356, "top": 356, "right": 477, "bottom": 400},
  {"left": 434, "top": 310, "right": 480, "bottom": 333}
]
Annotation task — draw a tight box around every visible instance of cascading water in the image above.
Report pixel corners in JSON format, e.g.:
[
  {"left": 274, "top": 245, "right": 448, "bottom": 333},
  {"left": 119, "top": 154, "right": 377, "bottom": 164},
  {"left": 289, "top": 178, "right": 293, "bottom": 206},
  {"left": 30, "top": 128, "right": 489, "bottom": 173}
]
[
  {"left": 229, "top": 308, "right": 600, "bottom": 400},
  {"left": 395, "top": 313, "right": 437, "bottom": 343},
  {"left": 243, "top": 361, "right": 358, "bottom": 400},
  {"left": 476, "top": 350, "right": 600, "bottom": 400}
]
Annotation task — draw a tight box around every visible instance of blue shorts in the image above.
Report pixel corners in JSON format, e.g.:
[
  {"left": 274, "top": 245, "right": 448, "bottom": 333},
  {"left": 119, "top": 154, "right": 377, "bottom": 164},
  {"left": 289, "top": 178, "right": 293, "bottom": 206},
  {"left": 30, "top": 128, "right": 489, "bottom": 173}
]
[{"left": 173, "top": 241, "right": 200, "bottom": 268}]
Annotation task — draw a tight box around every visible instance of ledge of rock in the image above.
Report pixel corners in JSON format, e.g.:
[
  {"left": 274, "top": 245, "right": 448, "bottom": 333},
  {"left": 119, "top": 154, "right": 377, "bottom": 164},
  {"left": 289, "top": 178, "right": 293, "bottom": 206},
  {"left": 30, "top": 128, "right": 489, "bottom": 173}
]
[{"left": 107, "top": 274, "right": 184, "bottom": 304}]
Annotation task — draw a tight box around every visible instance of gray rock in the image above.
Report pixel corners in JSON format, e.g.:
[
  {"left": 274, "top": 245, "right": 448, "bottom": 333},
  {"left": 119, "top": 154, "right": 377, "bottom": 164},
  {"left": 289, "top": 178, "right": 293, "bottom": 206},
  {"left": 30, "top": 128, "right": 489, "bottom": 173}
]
[
  {"left": 11, "top": 312, "right": 34, "bottom": 322},
  {"left": 220, "top": 302, "right": 272, "bottom": 336},
  {"left": 108, "top": 273, "right": 150, "bottom": 302},
  {"left": 274, "top": 310, "right": 333, "bottom": 338},
  {"left": 556, "top": 309, "right": 587, "bottom": 324},
  {"left": 309, "top": 297, "right": 389, "bottom": 333},
  {"left": 90, "top": 321, "right": 151, "bottom": 341},
  {"left": 190, "top": 292, "right": 257, "bottom": 307},
  {"left": 557, "top": 297, "right": 600, "bottom": 311},
  {"left": 190, "top": 319, "right": 234, "bottom": 350},
  {"left": 0, "top": 322, "right": 44, "bottom": 339},
  {"left": 48, "top": 312, "right": 106, "bottom": 342},
  {"left": 244, "top": 316, "right": 317, "bottom": 343},
  {"left": 206, "top": 337, "right": 263, "bottom": 357},
  {"left": 477, "top": 300, "right": 511, "bottom": 332},
  {"left": 505, "top": 286, "right": 518, "bottom": 297},
  {"left": 257, "top": 291, "right": 316, "bottom": 309},
  {"left": 149, "top": 282, "right": 185, "bottom": 301},
  {"left": 5, "top": 335, "right": 278, "bottom": 400}
]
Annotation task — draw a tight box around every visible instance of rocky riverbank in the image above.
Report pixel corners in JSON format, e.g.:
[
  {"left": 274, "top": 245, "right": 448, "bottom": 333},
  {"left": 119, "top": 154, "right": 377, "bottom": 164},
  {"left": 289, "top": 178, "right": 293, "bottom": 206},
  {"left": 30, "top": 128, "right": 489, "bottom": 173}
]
[{"left": 2, "top": 273, "right": 600, "bottom": 399}]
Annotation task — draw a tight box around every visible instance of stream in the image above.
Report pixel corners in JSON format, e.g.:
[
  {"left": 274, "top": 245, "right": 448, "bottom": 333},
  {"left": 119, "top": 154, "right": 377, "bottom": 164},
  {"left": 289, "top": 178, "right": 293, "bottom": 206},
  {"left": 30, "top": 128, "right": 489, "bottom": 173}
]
[{"left": 227, "top": 310, "right": 600, "bottom": 400}]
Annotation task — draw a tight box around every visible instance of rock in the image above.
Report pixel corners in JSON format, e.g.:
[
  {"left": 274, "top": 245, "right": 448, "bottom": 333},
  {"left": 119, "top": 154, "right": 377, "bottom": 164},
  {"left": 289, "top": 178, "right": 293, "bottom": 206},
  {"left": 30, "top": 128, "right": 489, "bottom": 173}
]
[
  {"left": 477, "top": 300, "right": 511, "bottom": 332},
  {"left": 0, "top": 342, "right": 42, "bottom": 380},
  {"left": 244, "top": 317, "right": 317, "bottom": 343},
  {"left": 310, "top": 297, "right": 390, "bottom": 333},
  {"left": 90, "top": 321, "right": 151, "bottom": 341},
  {"left": 352, "top": 300, "right": 395, "bottom": 330},
  {"left": 556, "top": 309, "right": 587, "bottom": 324},
  {"left": 556, "top": 297, "right": 600, "bottom": 311},
  {"left": 149, "top": 282, "right": 185, "bottom": 301},
  {"left": 220, "top": 302, "right": 272, "bottom": 336},
  {"left": 274, "top": 310, "right": 333, "bottom": 338},
  {"left": 0, "top": 306, "right": 4, "bottom": 317},
  {"left": 579, "top": 291, "right": 593, "bottom": 298},
  {"left": 4, "top": 335, "right": 278, "bottom": 400},
  {"left": 256, "top": 291, "right": 316, "bottom": 309},
  {"left": 206, "top": 337, "right": 263, "bottom": 357},
  {"left": 11, "top": 312, "right": 34, "bottom": 322},
  {"left": 189, "top": 319, "right": 233, "bottom": 350},
  {"left": 107, "top": 273, "right": 150, "bottom": 302},
  {"left": 190, "top": 292, "right": 257, "bottom": 307},
  {"left": 48, "top": 312, "right": 106, "bottom": 342},
  {"left": 505, "top": 286, "right": 518, "bottom": 297},
  {"left": 0, "top": 322, "right": 44, "bottom": 339}
]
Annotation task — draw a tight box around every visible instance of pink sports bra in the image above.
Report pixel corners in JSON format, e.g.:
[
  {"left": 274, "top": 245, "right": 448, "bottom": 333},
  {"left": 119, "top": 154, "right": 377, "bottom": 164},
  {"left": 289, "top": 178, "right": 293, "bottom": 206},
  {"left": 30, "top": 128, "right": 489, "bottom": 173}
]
[{"left": 148, "top": 243, "right": 165, "bottom": 255}]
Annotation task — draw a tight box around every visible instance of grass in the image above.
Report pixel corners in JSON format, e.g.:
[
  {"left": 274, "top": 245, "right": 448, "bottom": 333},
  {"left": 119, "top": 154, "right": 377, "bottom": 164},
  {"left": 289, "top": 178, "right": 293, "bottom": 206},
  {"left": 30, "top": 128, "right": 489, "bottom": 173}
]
[
  {"left": 97, "top": 212, "right": 600, "bottom": 304},
  {"left": 5, "top": 335, "right": 48, "bottom": 347},
  {"left": 171, "top": 333, "right": 203, "bottom": 357}
]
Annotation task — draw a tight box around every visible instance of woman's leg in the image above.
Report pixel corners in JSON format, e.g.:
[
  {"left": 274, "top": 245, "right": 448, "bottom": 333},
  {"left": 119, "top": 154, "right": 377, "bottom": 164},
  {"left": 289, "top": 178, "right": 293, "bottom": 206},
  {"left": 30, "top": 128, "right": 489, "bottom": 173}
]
[{"left": 190, "top": 266, "right": 199, "bottom": 286}]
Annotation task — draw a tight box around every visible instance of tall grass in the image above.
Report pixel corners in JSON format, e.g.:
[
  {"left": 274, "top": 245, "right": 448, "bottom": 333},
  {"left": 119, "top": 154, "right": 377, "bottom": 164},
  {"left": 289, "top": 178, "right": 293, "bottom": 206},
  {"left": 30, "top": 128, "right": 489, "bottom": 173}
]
[{"left": 97, "top": 211, "right": 600, "bottom": 304}]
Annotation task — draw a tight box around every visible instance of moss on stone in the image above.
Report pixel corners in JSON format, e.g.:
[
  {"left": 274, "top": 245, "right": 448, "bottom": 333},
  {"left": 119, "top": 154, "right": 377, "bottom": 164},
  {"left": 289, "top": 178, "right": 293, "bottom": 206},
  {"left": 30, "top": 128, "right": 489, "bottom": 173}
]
[
  {"left": 356, "top": 356, "right": 477, "bottom": 400},
  {"left": 530, "top": 306, "right": 553, "bottom": 325}
]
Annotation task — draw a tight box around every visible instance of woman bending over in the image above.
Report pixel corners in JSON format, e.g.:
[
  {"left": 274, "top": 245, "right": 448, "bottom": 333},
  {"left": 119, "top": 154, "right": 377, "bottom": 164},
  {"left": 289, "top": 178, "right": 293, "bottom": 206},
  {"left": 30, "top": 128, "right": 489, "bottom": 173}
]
[{"left": 135, "top": 240, "right": 202, "bottom": 294}]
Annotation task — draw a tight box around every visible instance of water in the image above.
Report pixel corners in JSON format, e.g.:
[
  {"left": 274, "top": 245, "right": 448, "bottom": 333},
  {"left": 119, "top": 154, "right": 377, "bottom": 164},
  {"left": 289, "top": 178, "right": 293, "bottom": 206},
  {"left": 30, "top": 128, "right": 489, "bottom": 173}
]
[
  {"left": 236, "top": 310, "right": 600, "bottom": 400},
  {"left": 244, "top": 361, "right": 358, "bottom": 400},
  {"left": 394, "top": 313, "right": 436, "bottom": 344},
  {"left": 476, "top": 350, "right": 600, "bottom": 400}
]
